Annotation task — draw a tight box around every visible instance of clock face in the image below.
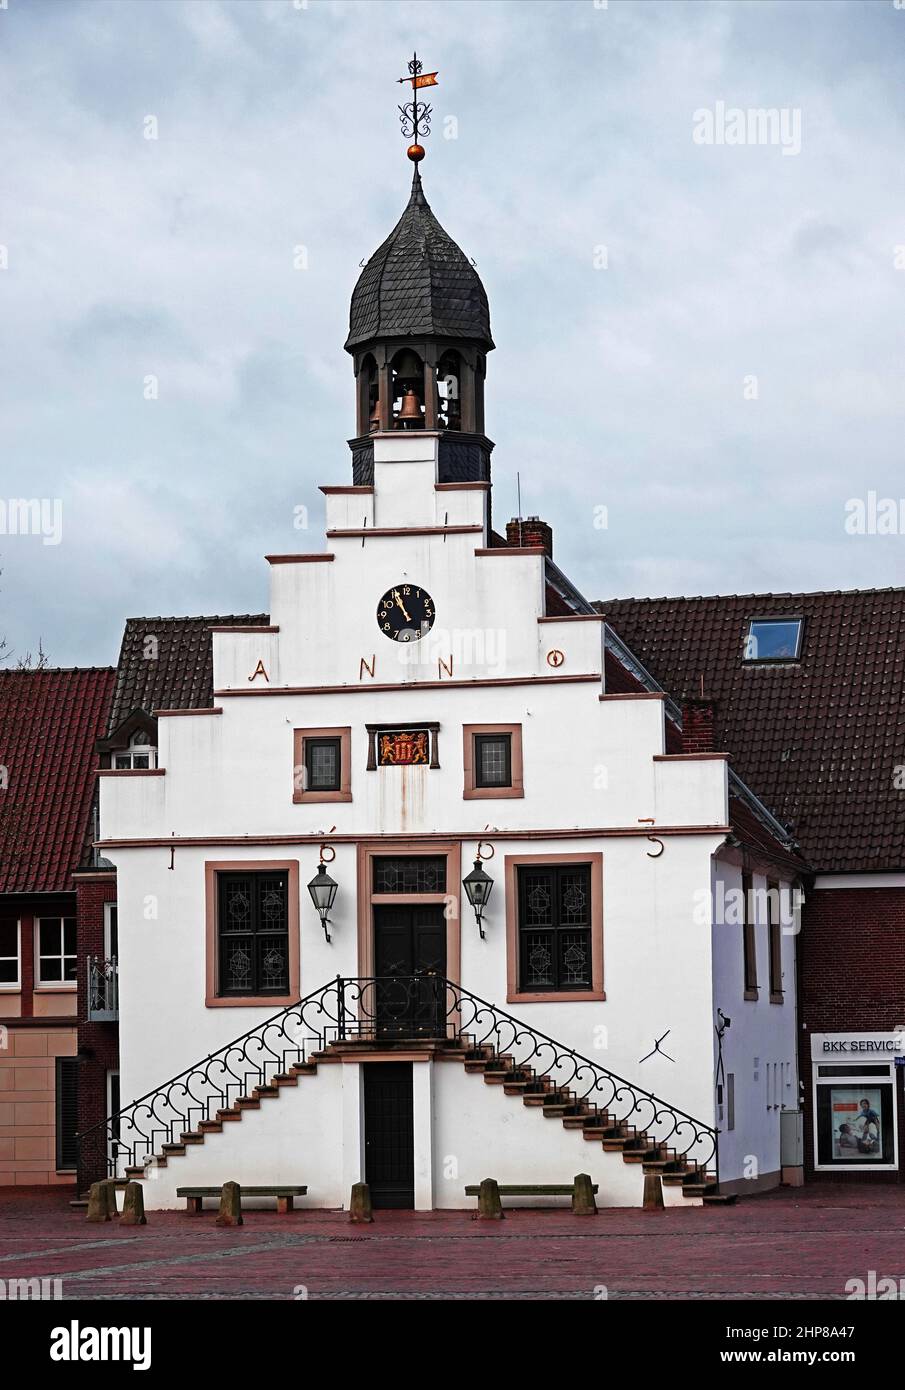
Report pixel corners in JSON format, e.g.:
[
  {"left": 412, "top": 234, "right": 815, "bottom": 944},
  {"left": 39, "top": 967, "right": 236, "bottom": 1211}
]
[{"left": 377, "top": 583, "right": 436, "bottom": 642}]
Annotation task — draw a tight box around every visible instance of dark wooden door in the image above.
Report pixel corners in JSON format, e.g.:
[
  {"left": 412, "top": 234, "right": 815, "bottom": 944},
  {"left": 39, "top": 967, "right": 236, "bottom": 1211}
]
[
  {"left": 373, "top": 904, "right": 446, "bottom": 1037},
  {"left": 364, "top": 1063, "right": 414, "bottom": 1208}
]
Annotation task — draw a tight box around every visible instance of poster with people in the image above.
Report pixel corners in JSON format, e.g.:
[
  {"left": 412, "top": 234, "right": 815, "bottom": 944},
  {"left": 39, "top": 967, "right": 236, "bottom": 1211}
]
[{"left": 831, "top": 1088, "right": 883, "bottom": 1160}]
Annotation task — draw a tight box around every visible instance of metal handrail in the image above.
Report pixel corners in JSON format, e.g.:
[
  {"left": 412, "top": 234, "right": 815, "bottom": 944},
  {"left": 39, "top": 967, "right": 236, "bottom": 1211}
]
[{"left": 439, "top": 977, "right": 719, "bottom": 1179}]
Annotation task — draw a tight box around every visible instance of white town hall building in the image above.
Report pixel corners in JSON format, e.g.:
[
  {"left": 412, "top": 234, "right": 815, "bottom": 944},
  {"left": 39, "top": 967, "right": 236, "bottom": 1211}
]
[{"left": 90, "top": 134, "right": 803, "bottom": 1212}]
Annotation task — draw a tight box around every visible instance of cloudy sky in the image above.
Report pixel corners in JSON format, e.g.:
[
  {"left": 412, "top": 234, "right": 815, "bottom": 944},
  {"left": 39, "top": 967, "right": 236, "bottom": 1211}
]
[{"left": 2, "top": 0, "right": 904, "bottom": 667}]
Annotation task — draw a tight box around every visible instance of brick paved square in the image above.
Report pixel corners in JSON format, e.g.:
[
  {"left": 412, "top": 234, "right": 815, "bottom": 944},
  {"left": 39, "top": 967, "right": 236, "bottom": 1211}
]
[{"left": 1, "top": 1182, "right": 903, "bottom": 1301}]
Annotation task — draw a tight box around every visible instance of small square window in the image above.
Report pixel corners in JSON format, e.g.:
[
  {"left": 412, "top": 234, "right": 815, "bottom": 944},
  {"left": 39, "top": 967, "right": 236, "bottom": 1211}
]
[
  {"left": 293, "top": 728, "right": 351, "bottom": 803},
  {"left": 475, "top": 734, "right": 512, "bottom": 788},
  {"left": 743, "top": 618, "right": 803, "bottom": 663},
  {"left": 305, "top": 737, "right": 341, "bottom": 792},
  {"left": 463, "top": 724, "right": 523, "bottom": 799},
  {"left": 112, "top": 736, "right": 157, "bottom": 770}
]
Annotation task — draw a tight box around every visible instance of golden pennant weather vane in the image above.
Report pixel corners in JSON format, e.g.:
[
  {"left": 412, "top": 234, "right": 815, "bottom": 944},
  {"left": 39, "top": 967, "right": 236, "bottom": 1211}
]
[{"left": 396, "top": 51, "right": 438, "bottom": 164}]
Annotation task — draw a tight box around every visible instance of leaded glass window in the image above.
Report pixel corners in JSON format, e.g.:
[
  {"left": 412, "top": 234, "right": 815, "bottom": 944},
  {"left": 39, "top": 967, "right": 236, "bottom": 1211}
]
[
  {"left": 474, "top": 733, "right": 512, "bottom": 788},
  {"left": 517, "top": 864, "right": 592, "bottom": 992},
  {"left": 372, "top": 856, "right": 447, "bottom": 894},
  {"left": 217, "top": 871, "right": 289, "bottom": 996},
  {"left": 305, "top": 737, "right": 341, "bottom": 792}
]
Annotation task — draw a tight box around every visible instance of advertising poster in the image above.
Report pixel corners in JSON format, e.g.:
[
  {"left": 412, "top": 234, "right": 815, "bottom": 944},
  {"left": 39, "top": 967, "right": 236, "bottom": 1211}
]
[{"left": 831, "top": 1087, "right": 883, "bottom": 1160}]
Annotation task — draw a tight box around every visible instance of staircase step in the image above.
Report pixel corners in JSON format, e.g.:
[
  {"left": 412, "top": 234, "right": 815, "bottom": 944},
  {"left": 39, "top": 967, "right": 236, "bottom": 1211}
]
[
  {"left": 236, "top": 1098, "right": 261, "bottom": 1110},
  {"left": 125, "top": 1165, "right": 146, "bottom": 1178},
  {"left": 180, "top": 1133, "right": 205, "bottom": 1145},
  {"left": 216, "top": 1108, "right": 242, "bottom": 1121},
  {"left": 703, "top": 1191, "right": 738, "bottom": 1206},
  {"left": 272, "top": 1074, "right": 299, "bottom": 1087},
  {"left": 253, "top": 1085, "right": 279, "bottom": 1098},
  {"left": 198, "top": 1121, "right": 223, "bottom": 1133},
  {"left": 161, "top": 1143, "right": 186, "bottom": 1155}
]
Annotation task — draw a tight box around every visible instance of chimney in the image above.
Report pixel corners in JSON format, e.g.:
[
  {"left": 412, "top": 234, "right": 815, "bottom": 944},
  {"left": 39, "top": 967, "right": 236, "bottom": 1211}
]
[
  {"left": 506, "top": 515, "right": 553, "bottom": 558},
  {"left": 681, "top": 698, "right": 716, "bottom": 754}
]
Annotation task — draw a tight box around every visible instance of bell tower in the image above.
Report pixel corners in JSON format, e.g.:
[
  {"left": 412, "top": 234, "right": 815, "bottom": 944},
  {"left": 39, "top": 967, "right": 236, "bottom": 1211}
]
[{"left": 345, "top": 53, "right": 495, "bottom": 487}]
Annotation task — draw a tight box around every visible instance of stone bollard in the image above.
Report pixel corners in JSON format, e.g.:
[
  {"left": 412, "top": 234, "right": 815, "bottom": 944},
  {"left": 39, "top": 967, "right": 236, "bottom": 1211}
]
[
  {"left": 477, "top": 1177, "right": 504, "bottom": 1220},
  {"left": 571, "top": 1173, "right": 597, "bottom": 1216},
  {"left": 349, "top": 1182, "right": 373, "bottom": 1224},
  {"left": 642, "top": 1172, "right": 664, "bottom": 1210},
  {"left": 216, "top": 1180, "right": 243, "bottom": 1227},
  {"left": 86, "top": 1179, "right": 117, "bottom": 1223},
  {"left": 120, "top": 1181, "right": 147, "bottom": 1226}
]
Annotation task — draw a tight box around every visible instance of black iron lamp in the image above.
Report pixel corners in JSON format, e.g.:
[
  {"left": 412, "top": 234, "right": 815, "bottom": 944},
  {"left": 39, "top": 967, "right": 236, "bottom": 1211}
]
[
  {"left": 307, "top": 860, "right": 338, "bottom": 942},
  {"left": 462, "top": 858, "right": 494, "bottom": 939}
]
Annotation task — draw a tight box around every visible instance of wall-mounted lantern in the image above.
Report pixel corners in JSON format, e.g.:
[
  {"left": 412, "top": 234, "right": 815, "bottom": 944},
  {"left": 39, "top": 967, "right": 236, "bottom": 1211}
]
[
  {"left": 462, "top": 858, "right": 494, "bottom": 939},
  {"left": 307, "top": 852, "right": 338, "bottom": 943}
]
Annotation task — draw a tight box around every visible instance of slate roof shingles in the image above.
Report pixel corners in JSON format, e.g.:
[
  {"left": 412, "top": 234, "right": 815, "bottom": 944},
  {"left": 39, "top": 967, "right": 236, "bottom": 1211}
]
[
  {"left": 345, "top": 170, "right": 493, "bottom": 351},
  {"left": 107, "top": 614, "right": 268, "bottom": 735}
]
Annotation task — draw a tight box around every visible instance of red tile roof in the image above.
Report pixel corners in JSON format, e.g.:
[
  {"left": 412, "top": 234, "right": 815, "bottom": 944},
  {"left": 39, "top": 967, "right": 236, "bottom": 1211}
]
[
  {"left": 599, "top": 589, "right": 905, "bottom": 873},
  {"left": 0, "top": 667, "right": 115, "bottom": 894}
]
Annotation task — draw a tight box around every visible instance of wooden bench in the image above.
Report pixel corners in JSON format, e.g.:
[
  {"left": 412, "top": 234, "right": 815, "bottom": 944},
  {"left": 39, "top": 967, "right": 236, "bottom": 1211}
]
[
  {"left": 464, "top": 1181, "right": 598, "bottom": 1207},
  {"left": 177, "top": 1185, "right": 307, "bottom": 1215}
]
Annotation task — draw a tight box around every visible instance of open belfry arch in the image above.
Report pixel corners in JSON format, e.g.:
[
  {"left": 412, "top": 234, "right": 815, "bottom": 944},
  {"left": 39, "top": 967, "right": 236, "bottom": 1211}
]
[{"left": 87, "top": 54, "right": 802, "bottom": 1212}]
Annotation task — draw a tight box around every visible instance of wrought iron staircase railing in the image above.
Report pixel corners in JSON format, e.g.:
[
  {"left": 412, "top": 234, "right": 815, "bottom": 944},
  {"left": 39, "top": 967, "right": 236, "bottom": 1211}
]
[
  {"left": 443, "top": 978, "right": 719, "bottom": 1180},
  {"left": 77, "top": 974, "right": 718, "bottom": 1183}
]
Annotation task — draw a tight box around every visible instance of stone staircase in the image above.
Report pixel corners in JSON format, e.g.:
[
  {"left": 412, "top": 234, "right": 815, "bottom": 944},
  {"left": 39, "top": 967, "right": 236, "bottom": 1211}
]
[
  {"left": 461, "top": 1041, "right": 735, "bottom": 1206},
  {"left": 115, "top": 1033, "right": 732, "bottom": 1206},
  {"left": 78, "top": 976, "right": 728, "bottom": 1208}
]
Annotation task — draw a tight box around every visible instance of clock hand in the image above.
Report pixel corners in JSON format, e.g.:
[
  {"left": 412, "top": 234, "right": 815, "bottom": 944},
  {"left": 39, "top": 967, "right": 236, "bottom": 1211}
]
[{"left": 392, "top": 589, "right": 412, "bottom": 622}]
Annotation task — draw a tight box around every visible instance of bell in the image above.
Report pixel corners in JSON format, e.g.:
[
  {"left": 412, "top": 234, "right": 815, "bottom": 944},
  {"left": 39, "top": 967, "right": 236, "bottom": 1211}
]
[
  {"left": 368, "top": 395, "right": 380, "bottom": 432},
  {"left": 396, "top": 387, "right": 423, "bottom": 426}
]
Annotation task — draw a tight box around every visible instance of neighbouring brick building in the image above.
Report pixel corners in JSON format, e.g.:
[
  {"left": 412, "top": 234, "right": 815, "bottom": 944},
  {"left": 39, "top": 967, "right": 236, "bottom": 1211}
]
[
  {"left": 600, "top": 588, "right": 905, "bottom": 1181},
  {"left": 0, "top": 666, "right": 114, "bottom": 1186}
]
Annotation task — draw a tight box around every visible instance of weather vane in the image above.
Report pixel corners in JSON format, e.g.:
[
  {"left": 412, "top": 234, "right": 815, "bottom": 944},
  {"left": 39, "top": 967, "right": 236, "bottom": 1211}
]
[{"left": 397, "top": 51, "right": 438, "bottom": 164}]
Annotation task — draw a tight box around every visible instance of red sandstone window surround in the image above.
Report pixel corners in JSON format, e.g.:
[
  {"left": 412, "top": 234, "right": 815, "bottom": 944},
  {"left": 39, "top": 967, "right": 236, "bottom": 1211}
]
[
  {"left": 204, "top": 861, "right": 300, "bottom": 1008},
  {"left": 504, "top": 853, "right": 604, "bottom": 1004},
  {"left": 463, "top": 723, "right": 524, "bottom": 799},
  {"left": 292, "top": 727, "right": 352, "bottom": 804}
]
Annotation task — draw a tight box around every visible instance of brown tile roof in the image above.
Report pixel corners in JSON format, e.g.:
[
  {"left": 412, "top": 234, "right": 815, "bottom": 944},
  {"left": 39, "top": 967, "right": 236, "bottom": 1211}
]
[
  {"left": 0, "top": 667, "right": 115, "bottom": 893},
  {"left": 107, "top": 615, "right": 268, "bottom": 735},
  {"left": 598, "top": 589, "right": 905, "bottom": 873}
]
